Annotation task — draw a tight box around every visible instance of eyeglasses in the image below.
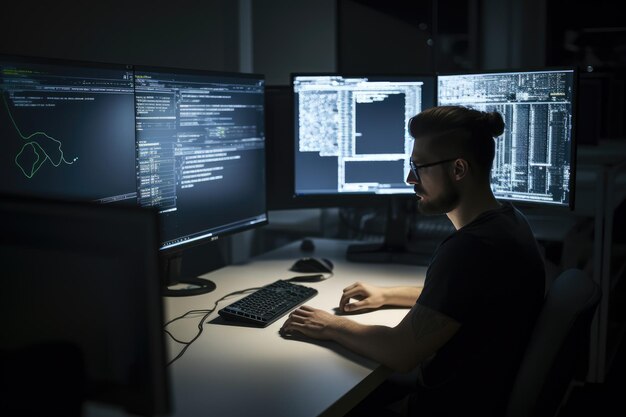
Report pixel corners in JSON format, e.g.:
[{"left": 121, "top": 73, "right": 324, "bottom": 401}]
[{"left": 409, "top": 158, "right": 458, "bottom": 182}]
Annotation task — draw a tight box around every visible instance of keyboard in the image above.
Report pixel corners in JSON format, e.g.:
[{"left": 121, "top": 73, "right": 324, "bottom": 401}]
[{"left": 218, "top": 280, "right": 318, "bottom": 327}]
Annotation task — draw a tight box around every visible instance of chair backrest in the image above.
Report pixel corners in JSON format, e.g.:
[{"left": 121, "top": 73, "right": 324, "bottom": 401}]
[{"left": 506, "top": 268, "right": 601, "bottom": 417}]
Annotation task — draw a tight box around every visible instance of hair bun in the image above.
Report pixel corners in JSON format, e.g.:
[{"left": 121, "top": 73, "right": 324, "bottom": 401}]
[{"left": 485, "top": 111, "right": 505, "bottom": 137}]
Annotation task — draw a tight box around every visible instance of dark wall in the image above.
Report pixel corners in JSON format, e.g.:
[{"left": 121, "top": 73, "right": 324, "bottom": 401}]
[
  {"left": 338, "top": 0, "right": 483, "bottom": 74},
  {"left": 546, "top": 0, "right": 626, "bottom": 141},
  {"left": 0, "top": 1, "right": 239, "bottom": 71},
  {"left": 338, "top": 0, "right": 435, "bottom": 73},
  {"left": 253, "top": 0, "right": 336, "bottom": 85}
]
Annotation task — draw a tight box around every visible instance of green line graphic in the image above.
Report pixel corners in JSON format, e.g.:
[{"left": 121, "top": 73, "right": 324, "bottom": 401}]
[{"left": 2, "top": 93, "right": 78, "bottom": 178}]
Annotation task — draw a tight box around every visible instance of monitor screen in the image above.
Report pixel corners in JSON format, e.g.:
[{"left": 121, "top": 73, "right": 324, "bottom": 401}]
[
  {"left": 0, "top": 196, "right": 169, "bottom": 415},
  {"left": 437, "top": 69, "right": 576, "bottom": 207},
  {"left": 293, "top": 74, "right": 436, "bottom": 197},
  {"left": 134, "top": 67, "right": 267, "bottom": 251},
  {"left": 0, "top": 55, "right": 137, "bottom": 204}
]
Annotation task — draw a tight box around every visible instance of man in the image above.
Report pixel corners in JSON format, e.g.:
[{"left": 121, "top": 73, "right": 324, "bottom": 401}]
[{"left": 281, "top": 106, "right": 546, "bottom": 417}]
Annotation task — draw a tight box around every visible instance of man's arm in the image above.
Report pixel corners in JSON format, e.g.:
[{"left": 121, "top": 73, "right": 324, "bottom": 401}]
[
  {"left": 384, "top": 286, "right": 424, "bottom": 307},
  {"left": 339, "top": 282, "right": 423, "bottom": 312},
  {"left": 281, "top": 303, "right": 460, "bottom": 372}
]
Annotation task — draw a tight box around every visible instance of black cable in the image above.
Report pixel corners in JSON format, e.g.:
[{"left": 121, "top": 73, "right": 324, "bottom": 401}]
[
  {"left": 164, "top": 287, "right": 262, "bottom": 367},
  {"left": 165, "top": 310, "right": 213, "bottom": 367},
  {"left": 164, "top": 309, "right": 212, "bottom": 328},
  {"left": 163, "top": 329, "right": 187, "bottom": 345},
  {"left": 163, "top": 310, "right": 211, "bottom": 344}
]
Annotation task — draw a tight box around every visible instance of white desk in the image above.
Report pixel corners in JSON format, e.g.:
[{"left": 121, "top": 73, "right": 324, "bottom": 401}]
[{"left": 164, "top": 238, "right": 425, "bottom": 417}]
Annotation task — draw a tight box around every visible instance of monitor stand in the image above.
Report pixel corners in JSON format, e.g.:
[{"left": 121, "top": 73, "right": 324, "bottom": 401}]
[
  {"left": 346, "top": 197, "right": 433, "bottom": 266},
  {"left": 161, "top": 252, "right": 216, "bottom": 297}
]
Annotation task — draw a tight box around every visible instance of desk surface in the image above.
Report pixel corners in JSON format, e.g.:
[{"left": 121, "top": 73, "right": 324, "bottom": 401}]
[{"left": 164, "top": 238, "right": 425, "bottom": 417}]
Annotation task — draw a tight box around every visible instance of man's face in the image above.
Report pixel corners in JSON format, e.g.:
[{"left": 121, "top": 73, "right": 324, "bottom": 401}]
[{"left": 406, "top": 138, "right": 460, "bottom": 216}]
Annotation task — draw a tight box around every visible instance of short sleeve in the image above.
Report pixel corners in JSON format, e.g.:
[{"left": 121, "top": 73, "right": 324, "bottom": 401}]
[{"left": 416, "top": 233, "right": 489, "bottom": 323}]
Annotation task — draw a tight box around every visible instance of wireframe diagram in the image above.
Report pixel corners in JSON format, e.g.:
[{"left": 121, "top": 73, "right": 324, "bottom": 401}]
[
  {"left": 2, "top": 94, "right": 77, "bottom": 178},
  {"left": 438, "top": 70, "right": 574, "bottom": 206},
  {"left": 0, "top": 60, "right": 137, "bottom": 203}
]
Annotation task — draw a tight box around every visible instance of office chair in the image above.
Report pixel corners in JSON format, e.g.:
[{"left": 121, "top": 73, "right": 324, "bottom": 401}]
[{"left": 506, "top": 268, "right": 601, "bottom": 417}]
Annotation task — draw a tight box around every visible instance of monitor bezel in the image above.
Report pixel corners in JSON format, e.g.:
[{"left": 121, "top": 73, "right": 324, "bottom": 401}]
[
  {"left": 134, "top": 64, "right": 266, "bottom": 83},
  {"left": 436, "top": 66, "right": 579, "bottom": 211},
  {"left": 289, "top": 72, "right": 437, "bottom": 209},
  {"left": 0, "top": 52, "right": 133, "bottom": 73},
  {"left": 133, "top": 65, "right": 269, "bottom": 253}
]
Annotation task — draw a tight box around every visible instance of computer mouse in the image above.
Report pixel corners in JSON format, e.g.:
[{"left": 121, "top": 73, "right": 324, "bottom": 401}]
[
  {"left": 289, "top": 257, "right": 334, "bottom": 273},
  {"left": 300, "top": 238, "right": 315, "bottom": 252}
]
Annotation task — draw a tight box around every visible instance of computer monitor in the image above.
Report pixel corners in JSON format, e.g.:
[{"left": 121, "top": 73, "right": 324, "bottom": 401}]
[
  {"left": 134, "top": 66, "right": 268, "bottom": 295},
  {"left": 293, "top": 74, "right": 435, "bottom": 198},
  {"left": 0, "top": 196, "right": 169, "bottom": 416},
  {"left": 437, "top": 68, "right": 577, "bottom": 208},
  {"left": 2, "top": 55, "right": 269, "bottom": 297},
  {"left": 292, "top": 74, "right": 436, "bottom": 263},
  {"left": 0, "top": 54, "right": 137, "bottom": 204}
]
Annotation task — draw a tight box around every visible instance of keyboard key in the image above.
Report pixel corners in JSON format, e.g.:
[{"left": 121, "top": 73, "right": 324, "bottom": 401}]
[{"left": 218, "top": 280, "right": 318, "bottom": 327}]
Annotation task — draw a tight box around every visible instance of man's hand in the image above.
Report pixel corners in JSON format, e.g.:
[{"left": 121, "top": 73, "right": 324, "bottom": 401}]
[
  {"left": 280, "top": 303, "right": 460, "bottom": 373},
  {"left": 280, "top": 305, "right": 346, "bottom": 340},
  {"left": 339, "top": 282, "right": 386, "bottom": 313}
]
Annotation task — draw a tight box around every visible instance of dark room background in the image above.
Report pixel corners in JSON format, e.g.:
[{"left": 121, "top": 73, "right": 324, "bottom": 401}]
[{"left": 1, "top": 3, "right": 624, "bottom": 414}]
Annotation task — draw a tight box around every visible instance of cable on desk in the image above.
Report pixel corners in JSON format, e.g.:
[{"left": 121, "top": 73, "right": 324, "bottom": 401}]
[
  {"left": 164, "top": 309, "right": 212, "bottom": 344},
  {"left": 164, "top": 287, "right": 262, "bottom": 367}
]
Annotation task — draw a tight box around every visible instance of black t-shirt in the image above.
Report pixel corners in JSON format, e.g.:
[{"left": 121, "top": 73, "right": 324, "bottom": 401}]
[{"left": 409, "top": 202, "right": 545, "bottom": 417}]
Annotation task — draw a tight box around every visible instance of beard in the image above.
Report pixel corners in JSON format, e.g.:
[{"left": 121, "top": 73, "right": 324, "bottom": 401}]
[{"left": 416, "top": 177, "right": 460, "bottom": 216}]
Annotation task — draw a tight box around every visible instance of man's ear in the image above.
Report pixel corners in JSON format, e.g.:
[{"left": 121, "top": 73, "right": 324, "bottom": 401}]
[{"left": 452, "top": 158, "right": 469, "bottom": 181}]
